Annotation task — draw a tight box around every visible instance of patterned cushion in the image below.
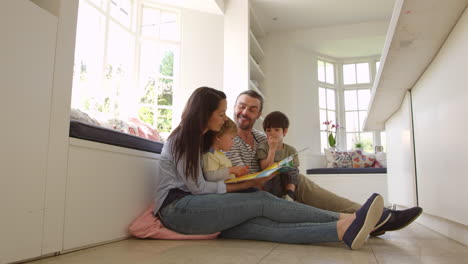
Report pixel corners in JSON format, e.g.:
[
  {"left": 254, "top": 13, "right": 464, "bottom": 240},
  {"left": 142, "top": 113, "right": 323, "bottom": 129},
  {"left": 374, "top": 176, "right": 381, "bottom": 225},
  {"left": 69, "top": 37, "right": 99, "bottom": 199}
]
[
  {"left": 375, "top": 152, "right": 387, "bottom": 168},
  {"left": 324, "top": 148, "right": 354, "bottom": 168},
  {"left": 351, "top": 150, "right": 376, "bottom": 168}
]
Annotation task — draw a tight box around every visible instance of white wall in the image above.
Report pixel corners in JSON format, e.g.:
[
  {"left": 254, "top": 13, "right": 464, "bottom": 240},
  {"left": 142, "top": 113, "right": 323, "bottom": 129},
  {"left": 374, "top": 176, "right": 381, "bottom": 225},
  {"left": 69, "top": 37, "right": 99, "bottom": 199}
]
[
  {"left": 223, "top": 0, "right": 249, "bottom": 117},
  {"left": 385, "top": 92, "right": 417, "bottom": 207},
  {"left": 261, "top": 21, "right": 388, "bottom": 171},
  {"left": 0, "top": 1, "right": 58, "bottom": 263},
  {"left": 176, "top": 8, "right": 224, "bottom": 126},
  {"left": 410, "top": 7, "right": 468, "bottom": 225},
  {"left": 1, "top": 1, "right": 226, "bottom": 262}
]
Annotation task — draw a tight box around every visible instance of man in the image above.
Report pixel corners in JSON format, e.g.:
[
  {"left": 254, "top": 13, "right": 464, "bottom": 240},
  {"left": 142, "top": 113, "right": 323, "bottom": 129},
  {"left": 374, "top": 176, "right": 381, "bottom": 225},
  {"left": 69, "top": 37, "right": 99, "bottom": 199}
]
[{"left": 225, "top": 90, "right": 422, "bottom": 236}]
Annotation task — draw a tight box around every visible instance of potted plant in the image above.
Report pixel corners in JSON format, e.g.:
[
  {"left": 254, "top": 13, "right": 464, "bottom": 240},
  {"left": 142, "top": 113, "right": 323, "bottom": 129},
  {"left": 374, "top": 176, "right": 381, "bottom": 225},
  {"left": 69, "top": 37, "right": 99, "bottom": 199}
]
[
  {"left": 354, "top": 142, "right": 363, "bottom": 150},
  {"left": 323, "top": 120, "right": 339, "bottom": 149}
]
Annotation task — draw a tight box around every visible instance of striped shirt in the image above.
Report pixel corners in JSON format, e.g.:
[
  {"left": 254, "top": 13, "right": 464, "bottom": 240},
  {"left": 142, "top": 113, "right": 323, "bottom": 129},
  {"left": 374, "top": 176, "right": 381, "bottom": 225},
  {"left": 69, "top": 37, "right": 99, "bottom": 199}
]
[{"left": 225, "top": 130, "right": 267, "bottom": 173}]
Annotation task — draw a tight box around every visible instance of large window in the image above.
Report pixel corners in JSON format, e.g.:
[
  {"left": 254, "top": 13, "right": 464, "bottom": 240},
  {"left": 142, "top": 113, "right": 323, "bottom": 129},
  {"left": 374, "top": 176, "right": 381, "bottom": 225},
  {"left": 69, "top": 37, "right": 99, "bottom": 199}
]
[
  {"left": 343, "top": 62, "right": 373, "bottom": 151},
  {"left": 317, "top": 59, "right": 337, "bottom": 151},
  {"left": 317, "top": 59, "right": 335, "bottom": 84},
  {"left": 343, "top": 62, "right": 370, "bottom": 85},
  {"left": 72, "top": 0, "right": 179, "bottom": 140},
  {"left": 317, "top": 58, "right": 381, "bottom": 153},
  {"left": 344, "top": 89, "right": 372, "bottom": 151}
]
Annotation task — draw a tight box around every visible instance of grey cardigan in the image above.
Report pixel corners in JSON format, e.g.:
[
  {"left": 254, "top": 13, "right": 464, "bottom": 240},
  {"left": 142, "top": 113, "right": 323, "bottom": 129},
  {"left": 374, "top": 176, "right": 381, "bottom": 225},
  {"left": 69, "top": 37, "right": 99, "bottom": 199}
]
[{"left": 153, "top": 138, "right": 227, "bottom": 213}]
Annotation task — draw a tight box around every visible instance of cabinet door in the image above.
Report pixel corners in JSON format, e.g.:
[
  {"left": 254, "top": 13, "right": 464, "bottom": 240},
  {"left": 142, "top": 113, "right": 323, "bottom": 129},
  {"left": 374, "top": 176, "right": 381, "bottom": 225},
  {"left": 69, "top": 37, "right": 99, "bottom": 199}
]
[
  {"left": 386, "top": 92, "right": 418, "bottom": 207},
  {"left": 0, "top": 1, "right": 58, "bottom": 263}
]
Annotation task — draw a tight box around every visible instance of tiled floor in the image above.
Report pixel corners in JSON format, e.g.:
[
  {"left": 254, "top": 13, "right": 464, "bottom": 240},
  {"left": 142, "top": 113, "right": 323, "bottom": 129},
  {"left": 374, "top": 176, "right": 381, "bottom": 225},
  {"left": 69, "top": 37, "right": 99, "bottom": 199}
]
[{"left": 29, "top": 222, "right": 468, "bottom": 264}]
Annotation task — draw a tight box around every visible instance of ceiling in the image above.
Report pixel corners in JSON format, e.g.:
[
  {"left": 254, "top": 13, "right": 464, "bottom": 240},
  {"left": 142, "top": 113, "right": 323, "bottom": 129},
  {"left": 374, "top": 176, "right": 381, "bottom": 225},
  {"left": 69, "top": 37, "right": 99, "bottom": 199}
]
[
  {"left": 251, "top": 0, "right": 396, "bottom": 33},
  {"left": 250, "top": 0, "right": 396, "bottom": 58}
]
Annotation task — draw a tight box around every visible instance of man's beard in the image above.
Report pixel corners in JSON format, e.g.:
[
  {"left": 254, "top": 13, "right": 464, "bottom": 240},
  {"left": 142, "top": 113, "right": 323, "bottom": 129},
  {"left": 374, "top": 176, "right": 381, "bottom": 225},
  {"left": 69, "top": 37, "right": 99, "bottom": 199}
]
[
  {"left": 236, "top": 115, "right": 255, "bottom": 130},
  {"left": 238, "top": 123, "right": 254, "bottom": 130}
]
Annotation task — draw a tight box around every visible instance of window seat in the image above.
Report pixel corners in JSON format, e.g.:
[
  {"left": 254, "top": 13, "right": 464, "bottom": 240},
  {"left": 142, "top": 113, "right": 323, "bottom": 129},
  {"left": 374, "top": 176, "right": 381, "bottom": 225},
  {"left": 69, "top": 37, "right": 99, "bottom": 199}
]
[
  {"left": 306, "top": 167, "right": 388, "bottom": 204},
  {"left": 69, "top": 121, "right": 163, "bottom": 154},
  {"left": 306, "top": 167, "right": 387, "bottom": 174}
]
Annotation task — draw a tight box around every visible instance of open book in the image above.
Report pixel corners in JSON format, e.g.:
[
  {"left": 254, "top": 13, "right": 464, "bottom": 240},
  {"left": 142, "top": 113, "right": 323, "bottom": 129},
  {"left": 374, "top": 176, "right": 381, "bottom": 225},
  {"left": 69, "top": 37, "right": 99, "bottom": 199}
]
[{"left": 224, "top": 147, "right": 309, "bottom": 183}]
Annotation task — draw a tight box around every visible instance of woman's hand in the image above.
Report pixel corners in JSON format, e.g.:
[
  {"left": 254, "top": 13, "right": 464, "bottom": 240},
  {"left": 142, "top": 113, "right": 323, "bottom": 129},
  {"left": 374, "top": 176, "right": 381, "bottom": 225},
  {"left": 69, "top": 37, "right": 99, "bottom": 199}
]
[
  {"left": 229, "top": 166, "right": 250, "bottom": 177},
  {"left": 225, "top": 172, "right": 276, "bottom": 192},
  {"left": 246, "top": 172, "right": 277, "bottom": 190}
]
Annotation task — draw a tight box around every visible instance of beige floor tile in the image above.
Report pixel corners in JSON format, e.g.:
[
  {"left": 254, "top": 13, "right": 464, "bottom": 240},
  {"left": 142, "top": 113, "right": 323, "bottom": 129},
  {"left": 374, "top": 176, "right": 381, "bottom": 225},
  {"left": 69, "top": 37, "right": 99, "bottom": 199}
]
[
  {"left": 374, "top": 253, "right": 468, "bottom": 264},
  {"left": 29, "top": 239, "right": 277, "bottom": 264},
  {"left": 369, "top": 223, "right": 468, "bottom": 258},
  {"left": 27, "top": 222, "right": 468, "bottom": 264},
  {"left": 258, "top": 243, "right": 378, "bottom": 264}
]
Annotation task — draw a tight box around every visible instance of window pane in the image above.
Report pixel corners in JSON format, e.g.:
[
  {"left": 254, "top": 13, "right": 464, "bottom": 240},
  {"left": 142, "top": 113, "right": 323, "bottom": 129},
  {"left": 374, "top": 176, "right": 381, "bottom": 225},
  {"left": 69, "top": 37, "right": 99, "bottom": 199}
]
[
  {"left": 317, "top": 60, "right": 325, "bottom": 82},
  {"left": 326, "top": 89, "right": 335, "bottom": 110},
  {"left": 157, "top": 78, "right": 173, "bottom": 106},
  {"left": 358, "top": 111, "right": 367, "bottom": 131},
  {"left": 356, "top": 63, "right": 370, "bottom": 83},
  {"left": 344, "top": 90, "right": 357, "bottom": 111},
  {"left": 343, "top": 64, "right": 356, "bottom": 85},
  {"left": 347, "top": 133, "right": 358, "bottom": 150},
  {"left": 325, "top": 62, "right": 334, "bottom": 84},
  {"left": 328, "top": 110, "right": 336, "bottom": 126},
  {"left": 320, "top": 109, "right": 327, "bottom": 130},
  {"left": 72, "top": 2, "right": 106, "bottom": 110},
  {"left": 319, "top": 87, "right": 326, "bottom": 108},
  {"left": 88, "top": 0, "right": 105, "bottom": 9},
  {"left": 360, "top": 132, "right": 374, "bottom": 153},
  {"left": 141, "top": 6, "right": 160, "bottom": 37},
  {"left": 104, "top": 21, "right": 135, "bottom": 117},
  {"left": 160, "top": 11, "right": 179, "bottom": 41},
  {"left": 157, "top": 108, "right": 173, "bottom": 132},
  {"left": 346, "top": 111, "right": 359, "bottom": 132},
  {"left": 358, "top": 89, "right": 371, "bottom": 110},
  {"left": 376, "top": 61, "right": 381, "bottom": 74},
  {"left": 138, "top": 106, "right": 155, "bottom": 126},
  {"left": 110, "top": 0, "right": 132, "bottom": 28},
  {"left": 321, "top": 131, "right": 328, "bottom": 152},
  {"left": 159, "top": 50, "right": 174, "bottom": 77},
  {"left": 139, "top": 43, "right": 175, "bottom": 97}
]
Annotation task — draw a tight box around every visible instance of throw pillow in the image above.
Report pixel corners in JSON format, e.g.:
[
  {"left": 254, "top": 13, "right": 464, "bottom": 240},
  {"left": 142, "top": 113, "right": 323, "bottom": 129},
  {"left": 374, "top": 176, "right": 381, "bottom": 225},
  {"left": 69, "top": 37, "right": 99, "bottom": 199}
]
[
  {"left": 351, "top": 150, "right": 376, "bottom": 168},
  {"left": 375, "top": 152, "right": 387, "bottom": 168},
  {"left": 324, "top": 148, "right": 354, "bottom": 168}
]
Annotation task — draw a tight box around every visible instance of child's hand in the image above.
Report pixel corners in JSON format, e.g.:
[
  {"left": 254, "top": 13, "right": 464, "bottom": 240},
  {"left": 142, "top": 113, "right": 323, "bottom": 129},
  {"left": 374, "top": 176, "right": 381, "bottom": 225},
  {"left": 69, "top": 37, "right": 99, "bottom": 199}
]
[
  {"left": 268, "top": 136, "right": 280, "bottom": 151},
  {"left": 230, "top": 166, "right": 250, "bottom": 177}
]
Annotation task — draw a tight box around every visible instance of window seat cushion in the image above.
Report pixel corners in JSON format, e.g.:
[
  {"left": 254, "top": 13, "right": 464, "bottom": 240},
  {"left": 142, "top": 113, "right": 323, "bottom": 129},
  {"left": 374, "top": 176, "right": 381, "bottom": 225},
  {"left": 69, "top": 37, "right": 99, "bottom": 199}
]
[
  {"left": 70, "top": 120, "right": 163, "bottom": 154},
  {"left": 306, "top": 167, "right": 387, "bottom": 174}
]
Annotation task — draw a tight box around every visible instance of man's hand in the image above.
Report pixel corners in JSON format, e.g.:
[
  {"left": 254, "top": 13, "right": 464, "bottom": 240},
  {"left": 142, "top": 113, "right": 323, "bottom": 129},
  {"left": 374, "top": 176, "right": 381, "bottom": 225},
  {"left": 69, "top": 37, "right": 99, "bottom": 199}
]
[{"left": 229, "top": 166, "right": 250, "bottom": 177}]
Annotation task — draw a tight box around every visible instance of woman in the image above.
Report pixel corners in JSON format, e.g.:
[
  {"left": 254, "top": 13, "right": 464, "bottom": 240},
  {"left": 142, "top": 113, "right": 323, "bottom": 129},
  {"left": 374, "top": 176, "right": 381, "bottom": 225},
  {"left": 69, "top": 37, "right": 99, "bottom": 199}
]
[{"left": 154, "top": 87, "right": 383, "bottom": 249}]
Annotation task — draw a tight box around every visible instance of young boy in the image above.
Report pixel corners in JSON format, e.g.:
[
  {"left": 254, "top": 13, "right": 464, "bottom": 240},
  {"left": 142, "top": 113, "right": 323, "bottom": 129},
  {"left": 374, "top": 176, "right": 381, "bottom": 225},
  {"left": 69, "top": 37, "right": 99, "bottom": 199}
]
[
  {"left": 256, "top": 111, "right": 300, "bottom": 201},
  {"left": 203, "top": 118, "right": 250, "bottom": 181}
]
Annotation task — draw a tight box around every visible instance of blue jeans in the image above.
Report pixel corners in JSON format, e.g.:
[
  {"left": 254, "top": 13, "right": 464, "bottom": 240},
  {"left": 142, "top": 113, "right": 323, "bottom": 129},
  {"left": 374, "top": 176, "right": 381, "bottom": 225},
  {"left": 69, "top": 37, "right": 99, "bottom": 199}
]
[{"left": 159, "top": 191, "right": 340, "bottom": 244}]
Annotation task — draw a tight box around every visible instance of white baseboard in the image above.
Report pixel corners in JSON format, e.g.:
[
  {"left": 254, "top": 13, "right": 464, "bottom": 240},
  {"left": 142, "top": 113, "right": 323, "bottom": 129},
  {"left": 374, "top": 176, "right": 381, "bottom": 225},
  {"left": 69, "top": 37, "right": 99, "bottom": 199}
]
[{"left": 397, "top": 205, "right": 468, "bottom": 246}]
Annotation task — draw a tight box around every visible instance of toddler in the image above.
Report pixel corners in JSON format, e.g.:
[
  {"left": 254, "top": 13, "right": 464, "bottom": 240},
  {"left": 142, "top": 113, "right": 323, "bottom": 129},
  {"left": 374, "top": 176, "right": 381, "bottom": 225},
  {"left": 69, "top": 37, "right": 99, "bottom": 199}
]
[{"left": 203, "top": 118, "right": 249, "bottom": 181}]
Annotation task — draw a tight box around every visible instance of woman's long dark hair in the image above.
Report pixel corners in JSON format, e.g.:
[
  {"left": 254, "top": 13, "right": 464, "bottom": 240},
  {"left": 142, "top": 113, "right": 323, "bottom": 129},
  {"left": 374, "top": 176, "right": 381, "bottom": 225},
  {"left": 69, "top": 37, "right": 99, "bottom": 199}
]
[{"left": 169, "top": 87, "right": 226, "bottom": 182}]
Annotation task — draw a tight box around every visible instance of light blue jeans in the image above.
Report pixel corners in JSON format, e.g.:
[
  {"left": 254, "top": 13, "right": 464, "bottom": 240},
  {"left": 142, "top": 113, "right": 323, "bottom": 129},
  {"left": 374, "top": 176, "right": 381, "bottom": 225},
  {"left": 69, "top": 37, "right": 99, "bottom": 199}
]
[{"left": 159, "top": 191, "right": 340, "bottom": 244}]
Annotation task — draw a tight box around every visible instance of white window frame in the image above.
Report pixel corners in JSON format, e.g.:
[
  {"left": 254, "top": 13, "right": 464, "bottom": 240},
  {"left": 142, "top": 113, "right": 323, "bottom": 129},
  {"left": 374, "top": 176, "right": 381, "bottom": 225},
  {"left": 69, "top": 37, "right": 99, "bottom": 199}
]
[
  {"left": 317, "top": 56, "right": 383, "bottom": 152},
  {"left": 317, "top": 58, "right": 338, "bottom": 152},
  {"left": 135, "top": 1, "right": 180, "bottom": 136},
  {"left": 72, "top": 0, "right": 180, "bottom": 139}
]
